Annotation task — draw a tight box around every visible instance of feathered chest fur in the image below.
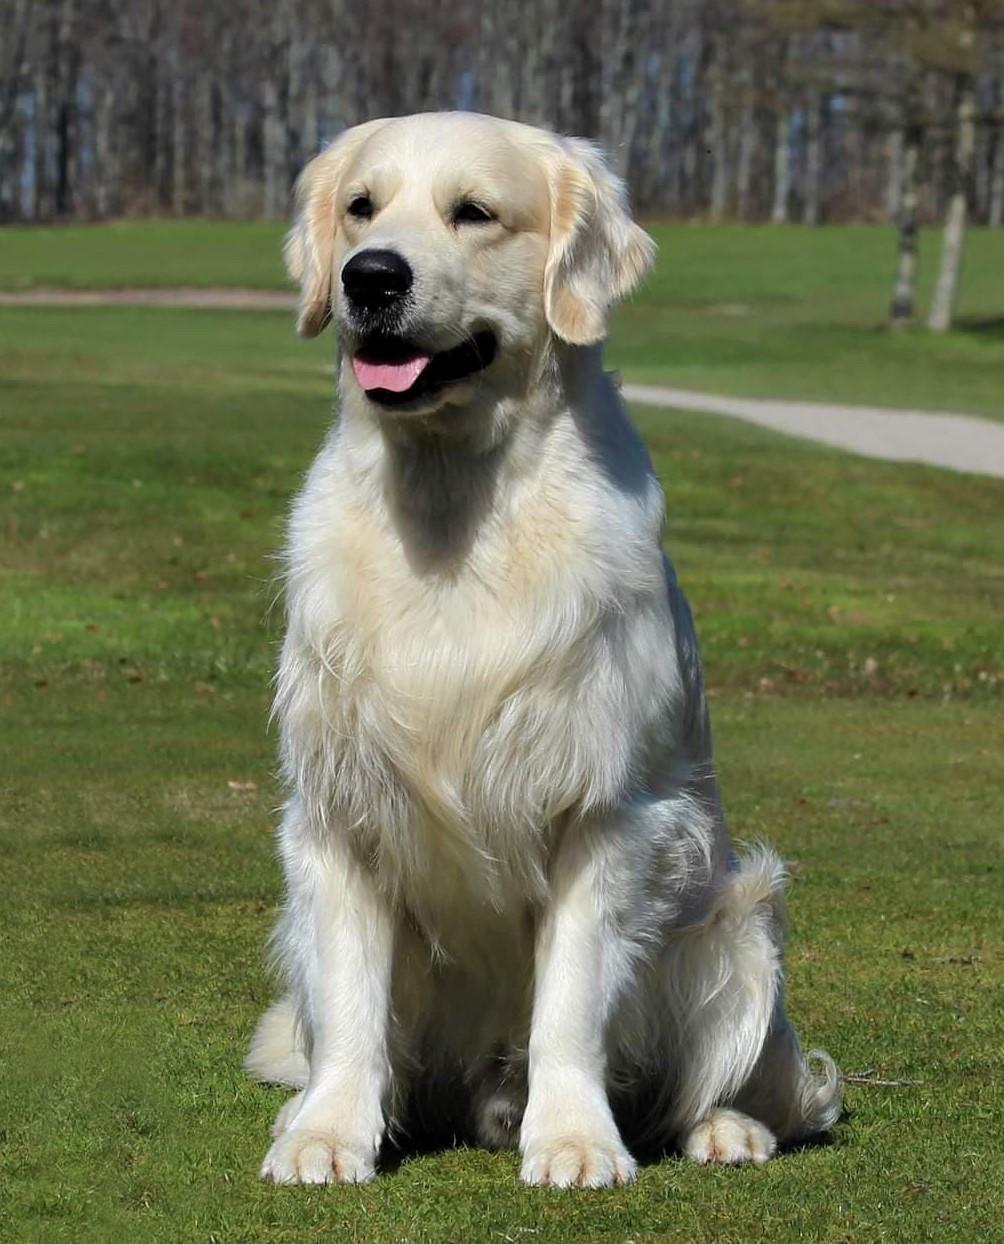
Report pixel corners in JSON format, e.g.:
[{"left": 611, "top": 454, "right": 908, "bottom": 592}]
[{"left": 273, "top": 434, "right": 677, "bottom": 941}]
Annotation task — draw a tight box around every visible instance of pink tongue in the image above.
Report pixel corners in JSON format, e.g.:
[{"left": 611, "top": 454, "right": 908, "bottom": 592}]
[{"left": 352, "top": 353, "right": 431, "bottom": 393}]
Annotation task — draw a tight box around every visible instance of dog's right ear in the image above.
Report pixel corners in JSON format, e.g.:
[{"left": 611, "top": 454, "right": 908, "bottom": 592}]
[{"left": 284, "top": 120, "right": 387, "bottom": 338}]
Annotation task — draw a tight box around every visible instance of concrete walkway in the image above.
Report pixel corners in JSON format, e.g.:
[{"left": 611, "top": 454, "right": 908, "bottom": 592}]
[
  {"left": 3, "top": 286, "right": 1002, "bottom": 479},
  {"left": 0, "top": 286, "right": 296, "bottom": 309},
  {"left": 621, "top": 383, "right": 1004, "bottom": 480}
]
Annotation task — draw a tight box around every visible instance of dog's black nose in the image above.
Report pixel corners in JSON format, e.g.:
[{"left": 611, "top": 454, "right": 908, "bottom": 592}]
[{"left": 342, "top": 249, "right": 413, "bottom": 310}]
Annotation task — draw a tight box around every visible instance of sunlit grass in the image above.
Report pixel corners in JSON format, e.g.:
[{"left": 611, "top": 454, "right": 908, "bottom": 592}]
[{"left": 1, "top": 299, "right": 1002, "bottom": 1242}]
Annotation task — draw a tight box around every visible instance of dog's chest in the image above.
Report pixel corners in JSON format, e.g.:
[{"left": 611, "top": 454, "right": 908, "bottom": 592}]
[
  {"left": 334, "top": 577, "right": 585, "bottom": 831},
  {"left": 289, "top": 570, "right": 628, "bottom": 909},
  {"left": 281, "top": 460, "right": 672, "bottom": 939},
  {"left": 308, "top": 605, "right": 560, "bottom": 937}
]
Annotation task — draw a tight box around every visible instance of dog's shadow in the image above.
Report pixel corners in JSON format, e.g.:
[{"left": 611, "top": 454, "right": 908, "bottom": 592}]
[{"left": 376, "top": 1094, "right": 847, "bottom": 1176}]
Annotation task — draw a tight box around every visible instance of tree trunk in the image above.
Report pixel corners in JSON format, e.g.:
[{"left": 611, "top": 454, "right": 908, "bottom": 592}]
[
  {"left": 885, "top": 125, "right": 904, "bottom": 221},
  {"left": 599, "top": 0, "right": 633, "bottom": 176},
  {"left": 153, "top": 68, "right": 169, "bottom": 209},
  {"left": 889, "top": 126, "right": 921, "bottom": 332},
  {"left": 55, "top": 97, "right": 74, "bottom": 216},
  {"left": 974, "top": 118, "right": 990, "bottom": 221},
  {"left": 616, "top": 0, "right": 648, "bottom": 186},
  {"left": 989, "top": 122, "right": 1004, "bottom": 228},
  {"left": 171, "top": 70, "right": 186, "bottom": 216},
  {"left": 928, "top": 75, "right": 976, "bottom": 335},
  {"left": 0, "top": 0, "right": 31, "bottom": 221},
  {"left": 803, "top": 92, "right": 824, "bottom": 226},
  {"left": 228, "top": 106, "right": 247, "bottom": 217},
  {"left": 708, "top": 50, "right": 730, "bottom": 221},
  {"left": 32, "top": 64, "right": 48, "bottom": 221},
  {"left": 639, "top": 46, "right": 673, "bottom": 208},
  {"left": 94, "top": 84, "right": 115, "bottom": 218},
  {"left": 53, "top": 0, "right": 76, "bottom": 218},
  {"left": 262, "top": 75, "right": 283, "bottom": 217},
  {"left": 301, "top": 55, "right": 319, "bottom": 159},
  {"left": 771, "top": 108, "right": 791, "bottom": 223},
  {"left": 736, "top": 91, "right": 757, "bottom": 221},
  {"left": 0, "top": 123, "right": 15, "bottom": 221},
  {"left": 197, "top": 72, "right": 214, "bottom": 214}
]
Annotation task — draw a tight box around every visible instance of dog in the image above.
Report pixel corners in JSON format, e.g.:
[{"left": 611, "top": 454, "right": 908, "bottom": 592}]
[{"left": 245, "top": 111, "right": 841, "bottom": 1187}]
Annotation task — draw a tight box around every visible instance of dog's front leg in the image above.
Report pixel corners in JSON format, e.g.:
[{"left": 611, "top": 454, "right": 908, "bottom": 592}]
[
  {"left": 261, "top": 823, "right": 393, "bottom": 1185},
  {"left": 520, "top": 823, "right": 638, "bottom": 1188}
]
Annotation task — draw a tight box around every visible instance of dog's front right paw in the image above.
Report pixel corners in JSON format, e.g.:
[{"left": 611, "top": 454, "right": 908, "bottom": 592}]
[
  {"left": 520, "top": 1131, "right": 637, "bottom": 1188},
  {"left": 260, "top": 1128, "right": 377, "bottom": 1185}
]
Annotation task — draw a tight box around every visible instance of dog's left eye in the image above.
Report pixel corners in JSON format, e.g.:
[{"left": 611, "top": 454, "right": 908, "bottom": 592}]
[
  {"left": 347, "top": 195, "right": 374, "bottom": 220},
  {"left": 452, "top": 201, "right": 495, "bottom": 225}
]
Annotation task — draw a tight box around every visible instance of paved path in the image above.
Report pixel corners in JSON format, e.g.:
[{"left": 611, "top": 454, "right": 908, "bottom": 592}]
[
  {"left": 3, "top": 287, "right": 1002, "bottom": 479},
  {"left": 0, "top": 286, "right": 296, "bottom": 309},
  {"left": 621, "top": 383, "right": 1004, "bottom": 480}
]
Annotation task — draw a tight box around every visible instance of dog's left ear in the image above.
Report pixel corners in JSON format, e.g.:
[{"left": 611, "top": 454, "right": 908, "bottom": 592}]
[{"left": 543, "top": 138, "right": 656, "bottom": 347}]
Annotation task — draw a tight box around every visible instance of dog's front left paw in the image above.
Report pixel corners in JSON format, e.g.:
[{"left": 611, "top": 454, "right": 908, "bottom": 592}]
[
  {"left": 682, "top": 1108, "right": 777, "bottom": 1165},
  {"left": 260, "top": 1128, "right": 378, "bottom": 1184},
  {"left": 520, "top": 1132, "right": 637, "bottom": 1188}
]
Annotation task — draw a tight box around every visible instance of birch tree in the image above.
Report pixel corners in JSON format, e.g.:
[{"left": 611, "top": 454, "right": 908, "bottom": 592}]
[
  {"left": 990, "top": 105, "right": 1004, "bottom": 224},
  {"left": 925, "top": 3, "right": 1004, "bottom": 330},
  {"left": 928, "top": 71, "right": 977, "bottom": 333},
  {"left": 890, "top": 108, "right": 923, "bottom": 330}
]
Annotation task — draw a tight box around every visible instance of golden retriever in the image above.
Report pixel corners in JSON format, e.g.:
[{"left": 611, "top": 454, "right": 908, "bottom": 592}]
[{"left": 245, "top": 111, "right": 840, "bottom": 1187}]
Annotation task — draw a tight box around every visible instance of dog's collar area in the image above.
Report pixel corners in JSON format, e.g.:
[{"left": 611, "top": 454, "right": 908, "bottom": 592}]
[{"left": 352, "top": 331, "right": 497, "bottom": 407}]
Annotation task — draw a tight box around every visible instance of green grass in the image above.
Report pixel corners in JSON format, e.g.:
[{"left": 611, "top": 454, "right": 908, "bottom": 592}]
[
  {"left": 621, "top": 224, "right": 1004, "bottom": 419},
  {"left": 0, "top": 219, "right": 289, "bottom": 291},
  {"left": 1, "top": 298, "right": 1002, "bottom": 1242},
  {"left": 3, "top": 217, "right": 1004, "bottom": 416}
]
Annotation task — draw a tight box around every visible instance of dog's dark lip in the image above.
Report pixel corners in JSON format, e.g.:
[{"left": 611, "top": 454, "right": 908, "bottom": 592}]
[{"left": 354, "top": 330, "right": 497, "bottom": 407}]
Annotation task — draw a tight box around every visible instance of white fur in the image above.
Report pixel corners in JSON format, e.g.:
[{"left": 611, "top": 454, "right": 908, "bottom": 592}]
[{"left": 245, "top": 112, "right": 841, "bottom": 1187}]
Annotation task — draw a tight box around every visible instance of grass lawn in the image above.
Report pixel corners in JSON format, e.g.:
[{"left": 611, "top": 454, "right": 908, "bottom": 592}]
[
  {"left": 0, "top": 219, "right": 290, "bottom": 292},
  {"left": 3, "top": 218, "right": 1004, "bottom": 418},
  {"left": 1, "top": 299, "right": 1002, "bottom": 1243}
]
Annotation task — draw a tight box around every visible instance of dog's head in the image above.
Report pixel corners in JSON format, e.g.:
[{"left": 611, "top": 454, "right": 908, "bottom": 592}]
[{"left": 284, "top": 112, "right": 655, "bottom": 415}]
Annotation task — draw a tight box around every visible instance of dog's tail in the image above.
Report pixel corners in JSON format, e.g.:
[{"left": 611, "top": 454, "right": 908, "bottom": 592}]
[
  {"left": 244, "top": 995, "right": 310, "bottom": 1087},
  {"left": 795, "top": 1046, "right": 843, "bottom": 1136},
  {"left": 719, "top": 848, "right": 842, "bottom": 1141},
  {"left": 739, "top": 1025, "right": 843, "bottom": 1143},
  {"left": 660, "top": 846, "right": 842, "bottom": 1143}
]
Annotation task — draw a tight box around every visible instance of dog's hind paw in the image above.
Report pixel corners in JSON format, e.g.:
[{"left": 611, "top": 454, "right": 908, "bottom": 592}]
[
  {"left": 682, "top": 1109, "right": 777, "bottom": 1165},
  {"left": 473, "top": 1080, "right": 526, "bottom": 1150},
  {"left": 260, "top": 1128, "right": 377, "bottom": 1184}
]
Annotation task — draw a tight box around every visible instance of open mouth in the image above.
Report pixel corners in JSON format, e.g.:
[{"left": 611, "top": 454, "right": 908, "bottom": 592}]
[{"left": 350, "top": 331, "right": 497, "bottom": 407}]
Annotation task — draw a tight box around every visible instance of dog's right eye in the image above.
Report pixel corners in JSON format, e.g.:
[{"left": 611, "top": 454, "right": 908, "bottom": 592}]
[{"left": 347, "top": 195, "right": 374, "bottom": 220}]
